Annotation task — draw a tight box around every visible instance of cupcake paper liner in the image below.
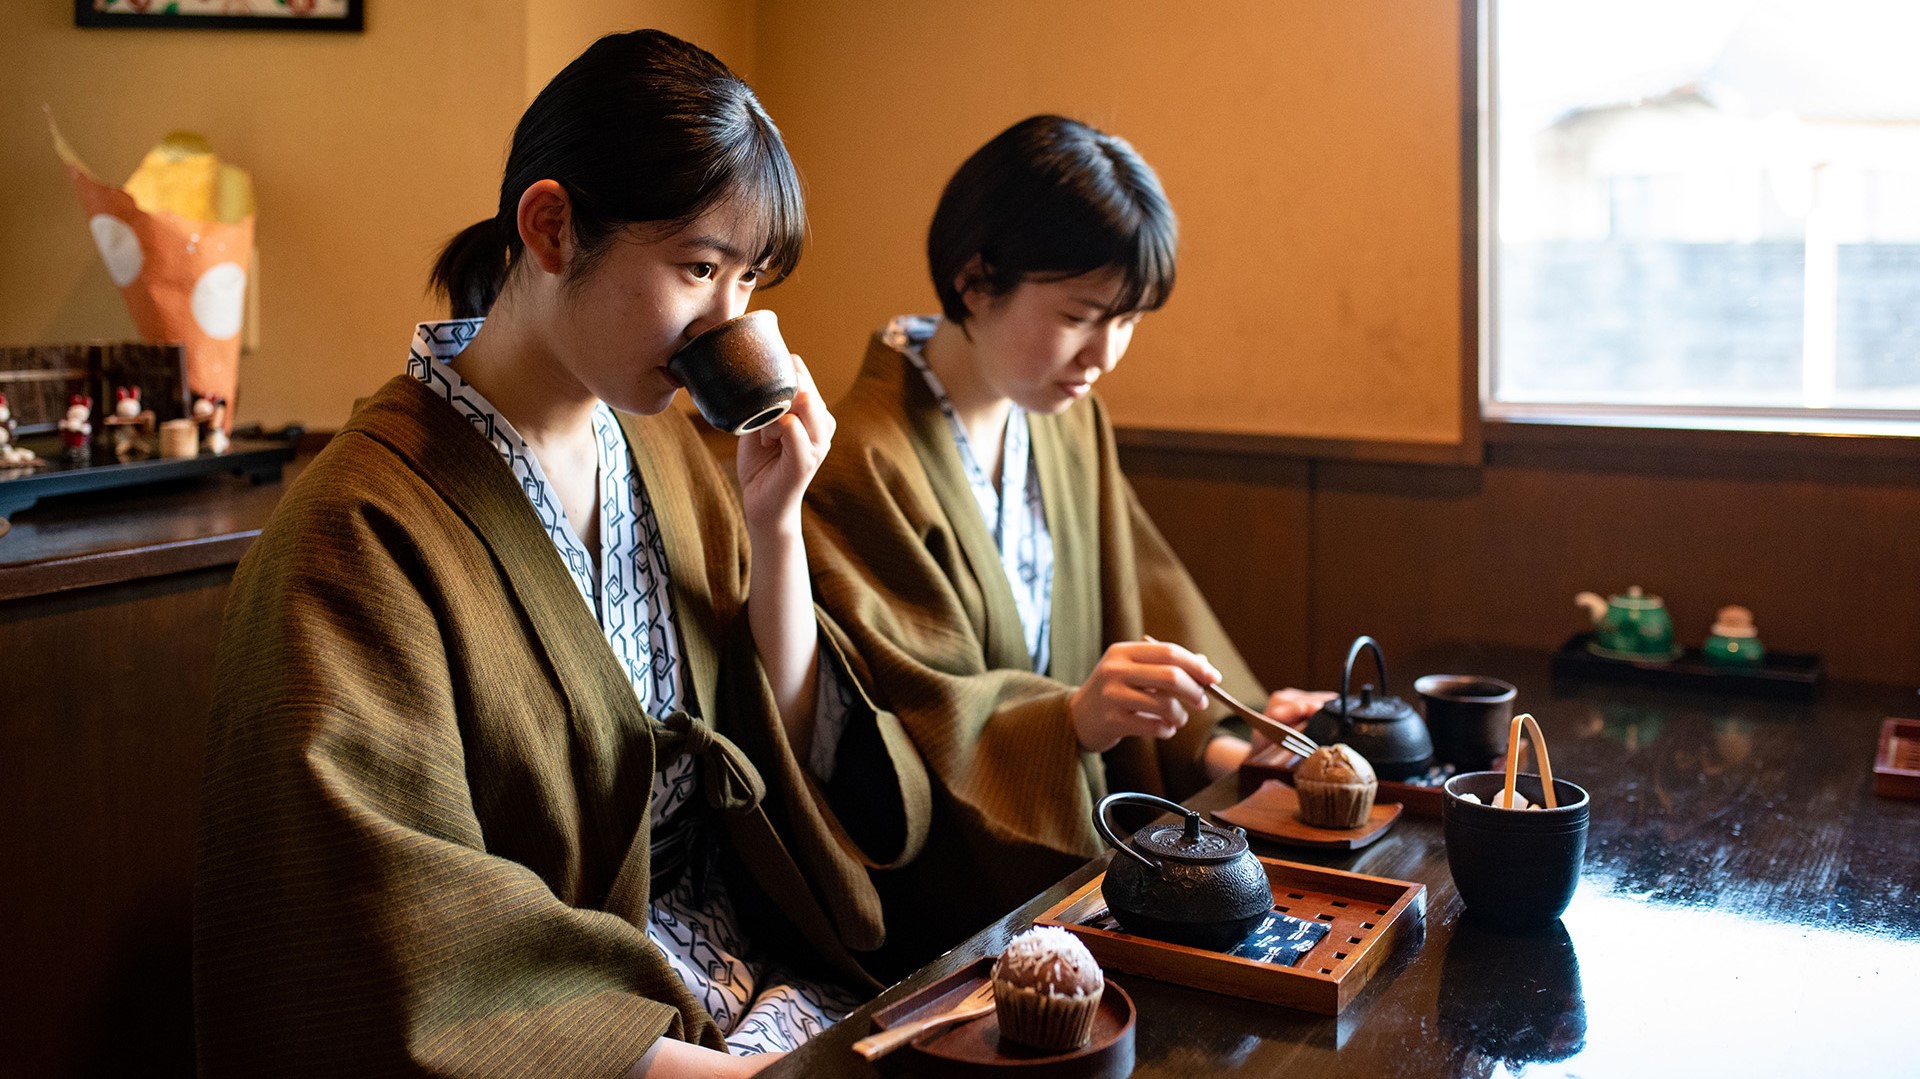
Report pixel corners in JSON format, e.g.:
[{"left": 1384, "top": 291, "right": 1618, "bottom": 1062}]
[
  {"left": 992, "top": 976, "right": 1103, "bottom": 1051},
  {"left": 1297, "top": 778, "right": 1377, "bottom": 829}
]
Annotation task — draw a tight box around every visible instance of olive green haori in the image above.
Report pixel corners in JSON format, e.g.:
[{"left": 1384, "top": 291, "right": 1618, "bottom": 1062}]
[
  {"left": 195, "top": 375, "right": 930, "bottom": 1076},
  {"left": 804, "top": 334, "right": 1267, "bottom": 972}
]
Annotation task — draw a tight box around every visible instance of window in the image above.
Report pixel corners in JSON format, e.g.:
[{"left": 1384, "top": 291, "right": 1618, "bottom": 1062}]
[{"left": 1485, "top": 0, "right": 1920, "bottom": 432}]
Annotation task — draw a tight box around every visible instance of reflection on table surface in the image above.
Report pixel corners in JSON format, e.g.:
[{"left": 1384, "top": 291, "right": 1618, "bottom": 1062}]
[{"left": 761, "top": 644, "right": 1920, "bottom": 1078}]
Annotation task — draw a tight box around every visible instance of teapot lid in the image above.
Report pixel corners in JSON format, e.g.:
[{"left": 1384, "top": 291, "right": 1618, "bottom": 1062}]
[
  {"left": 1322, "top": 683, "right": 1421, "bottom": 724},
  {"left": 1710, "top": 604, "right": 1758, "bottom": 638},
  {"left": 1611, "top": 585, "right": 1665, "bottom": 609},
  {"left": 1131, "top": 811, "right": 1248, "bottom": 865}
]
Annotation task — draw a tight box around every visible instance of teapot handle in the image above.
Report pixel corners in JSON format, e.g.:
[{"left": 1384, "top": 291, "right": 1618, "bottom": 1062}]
[
  {"left": 1340, "top": 635, "right": 1389, "bottom": 715},
  {"left": 1095, "top": 791, "right": 1190, "bottom": 872},
  {"left": 1574, "top": 591, "right": 1609, "bottom": 624}
]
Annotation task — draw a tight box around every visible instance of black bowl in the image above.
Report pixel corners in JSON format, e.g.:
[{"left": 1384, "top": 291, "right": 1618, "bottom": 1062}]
[
  {"left": 667, "top": 309, "right": 796, "bottom": 435},
  {"left": 1442, "top": 771, "right": 1589, "bottom": 927},
  {"left": 1415, "top": 673, "right": 1517, "bottom": 768}
]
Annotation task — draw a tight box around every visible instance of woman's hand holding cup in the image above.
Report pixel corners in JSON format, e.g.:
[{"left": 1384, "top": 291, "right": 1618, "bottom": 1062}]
[{"left": 736, "top": 352, "right": 833, "bottom": 534}]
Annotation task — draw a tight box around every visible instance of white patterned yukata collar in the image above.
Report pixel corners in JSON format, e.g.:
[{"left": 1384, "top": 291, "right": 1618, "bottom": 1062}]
[
  {"left": 886, "top": 315, "right": 1054, "bottom": 674},
  {"left": 405, "top": 319, "right": 684, "bottom": 717}
]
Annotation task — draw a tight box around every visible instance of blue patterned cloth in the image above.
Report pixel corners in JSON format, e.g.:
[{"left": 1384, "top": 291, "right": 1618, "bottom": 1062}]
[
  {"left": 406, "top": 320, "right": 858, "bottom": 1055},
  {"left": 886, "top": 315, "right": 1054, "bottom": 674}
]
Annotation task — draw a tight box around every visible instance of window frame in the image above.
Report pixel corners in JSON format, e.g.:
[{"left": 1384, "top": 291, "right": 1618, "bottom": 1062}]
[{"left": 1475, "top": 0, "right": 1920, "bottom": 444}]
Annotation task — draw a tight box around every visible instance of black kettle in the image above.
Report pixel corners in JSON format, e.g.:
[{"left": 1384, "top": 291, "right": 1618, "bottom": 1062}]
[
  {"left": 1305, "top": 636, "right": 1435, "bottom": 780},
  {"left": 1094, "top": 792, "right": 1272, "bottom": 950}
]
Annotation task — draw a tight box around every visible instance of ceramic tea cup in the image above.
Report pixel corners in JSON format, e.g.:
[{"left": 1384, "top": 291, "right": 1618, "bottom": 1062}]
[
  {"left": 668, "top": 309, "right": 797, "bottom": 435},
  {"left": 1416, "top": 674, "right": 1517, "bottom": 769},
  {"left": 1442, "top": 771, "right": 1589, "bottom": 927}
]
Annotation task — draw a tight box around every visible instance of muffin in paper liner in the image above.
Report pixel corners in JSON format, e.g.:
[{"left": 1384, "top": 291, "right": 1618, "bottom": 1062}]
[
  {"left": 991, "top": 926, "right": 1105, "bottom": 1051},
  {"left": 1295, "top": 744, "right": 1378, "bottom": 828}
]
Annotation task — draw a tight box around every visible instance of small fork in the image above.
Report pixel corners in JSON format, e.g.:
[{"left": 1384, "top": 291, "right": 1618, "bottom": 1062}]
[
  {"left": 851, "top": 980, "right": 996, "bottom": 1061},
  {"left": 1206, "top": 682, "right": 1322, "bottom": 760},
  {"left": 1141, "top": 635, "right": 1322, "bottom": 761}
]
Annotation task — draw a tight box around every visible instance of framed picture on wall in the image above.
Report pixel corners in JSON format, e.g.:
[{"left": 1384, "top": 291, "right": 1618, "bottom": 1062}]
[{"left": 76, "top": 1, "right": 364, "bottom": 32}]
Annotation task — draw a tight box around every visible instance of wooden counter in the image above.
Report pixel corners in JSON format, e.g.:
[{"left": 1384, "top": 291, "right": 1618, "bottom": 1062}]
[{"left": 0, "top": 456, "right": 302, "bottom": 1078}]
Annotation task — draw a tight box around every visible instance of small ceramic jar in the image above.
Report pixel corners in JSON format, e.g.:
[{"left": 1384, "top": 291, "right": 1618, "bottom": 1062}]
[{"left": 1704, "top": 605, "right": 1765, "bottom": 668}]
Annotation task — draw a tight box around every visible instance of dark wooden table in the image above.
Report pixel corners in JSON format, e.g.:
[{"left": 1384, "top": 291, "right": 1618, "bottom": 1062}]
[{"left": 764, "top": 644, "right": 1920, "bottom": 1078}]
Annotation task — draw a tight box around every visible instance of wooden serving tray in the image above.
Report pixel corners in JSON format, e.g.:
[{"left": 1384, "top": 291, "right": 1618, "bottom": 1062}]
[
  {"left": 1875, "top": 718, "right": 1920, "bottom": 800},
  {"left": 1215, "top": 779, "right": 1403, "bottom": 850},
  {"left": 1238, "top": 745, "right": 1451, "bottom": 817},
  {"left": 1033, "top": 856, "right": 1425, "bottom": 1016},
  {"left": 866, "top": 957, "right": 1136, "bottom": 1078}
]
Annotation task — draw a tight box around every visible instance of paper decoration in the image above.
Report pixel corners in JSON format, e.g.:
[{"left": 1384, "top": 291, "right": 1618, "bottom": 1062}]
[{"left": 49, "top": 113, "right": 254, "bottom": 431}]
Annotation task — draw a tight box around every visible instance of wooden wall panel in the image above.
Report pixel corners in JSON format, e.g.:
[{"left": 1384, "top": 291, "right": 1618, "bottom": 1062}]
[
  {"left": 1123, "top": 449, "right": 1314, "bottom": 692},
  {"left": 1302, "top": 461, "right": 1490, "bottom": 688},
  {"left": 1127, "top": 449, "right": 1920, "bottom": 691},
  {"left": 1311, "top": 461, "right": 1920, "bottom": 688},
  {"left": 0, "top": 568, "right": 231, "bottom": 1077}
]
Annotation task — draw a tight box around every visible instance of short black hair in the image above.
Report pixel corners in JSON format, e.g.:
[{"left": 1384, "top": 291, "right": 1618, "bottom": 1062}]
[
  {"left": 432, "top": 29, "right": 803, "bottom": 319},
  {"left": 928, "top": 115, "right": 1176, "bottom": 325}
]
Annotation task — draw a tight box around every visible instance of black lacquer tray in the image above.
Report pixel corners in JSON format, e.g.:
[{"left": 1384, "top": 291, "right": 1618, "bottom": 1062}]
[
  {"left": 0, "top": 436, "right": 294, "bottom": 520},
  {"left": 1550, "top": 632, "right": 1821, "bottom": 700}
]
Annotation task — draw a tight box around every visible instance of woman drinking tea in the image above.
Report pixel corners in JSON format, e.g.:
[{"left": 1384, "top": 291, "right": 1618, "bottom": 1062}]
[{"left": 194, "top": 30, "right": 919, "bottom": 1078}]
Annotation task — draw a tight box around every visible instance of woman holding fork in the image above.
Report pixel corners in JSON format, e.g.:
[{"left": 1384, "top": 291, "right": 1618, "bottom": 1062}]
[{"left": 803, "top": 115, "right": 1331, "bottom": 976}]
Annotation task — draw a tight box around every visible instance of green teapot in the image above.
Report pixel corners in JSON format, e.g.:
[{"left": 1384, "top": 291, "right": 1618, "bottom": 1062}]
[{"left": 1576, "top": 586, "right": 1679, "bottom": 661}]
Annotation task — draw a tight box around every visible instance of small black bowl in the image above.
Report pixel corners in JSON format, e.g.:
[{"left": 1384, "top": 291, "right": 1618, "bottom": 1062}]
[
  {"left": 1415, "top": 673, "right": 1517, "bottom": 768},
  {"left": 668, "top": 309, "right": 796, "bottom": 435},
  {"left": 1442, "top": 771, "right": 1589, "bottom": 928}
]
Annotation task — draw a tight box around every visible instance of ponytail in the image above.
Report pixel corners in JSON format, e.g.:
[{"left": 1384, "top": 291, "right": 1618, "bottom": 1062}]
[{"left": 431, "top": 217, "right": 512, "bottom": 320}]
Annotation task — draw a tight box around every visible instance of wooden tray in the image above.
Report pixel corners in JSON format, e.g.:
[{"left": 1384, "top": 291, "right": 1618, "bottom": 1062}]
[
  {"left": 1550, "top": 632, "right": 1822, "bottom": 700},
  {"left": 1239, "top": 745, "right": 1450, "bottom": 818},
  {"left": 1215, "top": 779, "right": 1402, "bottom": 850},
  {"left": 866, "top": 957, "right": 1135, "bottom": 1078},
  {"left": 1033, "top": 856, "right": 1424, "bottom": 1016},
  {"left": 1875, "top": 718, "right": 1920, "bottom": 800}
]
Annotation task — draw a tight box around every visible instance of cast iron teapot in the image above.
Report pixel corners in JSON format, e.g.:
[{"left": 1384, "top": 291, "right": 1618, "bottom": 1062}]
[
  {"left": 1094, "top": 792, "right": 1271, "bottom": 950},
  {"left": 1305, "top": 635, "right": 1435, "bottom": 780}
]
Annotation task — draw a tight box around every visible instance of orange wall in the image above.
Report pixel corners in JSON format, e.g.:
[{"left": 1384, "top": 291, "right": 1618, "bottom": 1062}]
[
  {"left": 753, "top": 0, "right": 1465, "bottom": 445},
  {"left": 528, "top": 0, "right": 756, "bottom": 91},
  {"left": 0, "top": 1, "right": 752, "bottom": 432},
  {"left": 3, "top": 2, "right": 1461, "bottom": 444}
]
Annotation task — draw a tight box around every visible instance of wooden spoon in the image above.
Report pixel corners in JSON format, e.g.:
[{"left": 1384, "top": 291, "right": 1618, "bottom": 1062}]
[{"left": 851, "top": 980, "right": 996, "bottom": 1060}]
